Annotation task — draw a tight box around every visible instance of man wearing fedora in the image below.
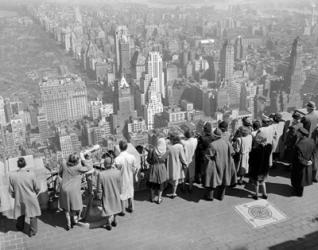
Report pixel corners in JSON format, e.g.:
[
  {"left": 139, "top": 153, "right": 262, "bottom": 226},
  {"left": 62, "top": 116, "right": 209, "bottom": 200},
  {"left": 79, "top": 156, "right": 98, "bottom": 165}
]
[
  {"left": 204, "top": 128, "right": 237, "bottom": 201},
  {"left": 291, "top": 127, "right": 315, "bottom": 197},
  {"left": 305, "top": 101, "right": 318, "bottom": 137}
]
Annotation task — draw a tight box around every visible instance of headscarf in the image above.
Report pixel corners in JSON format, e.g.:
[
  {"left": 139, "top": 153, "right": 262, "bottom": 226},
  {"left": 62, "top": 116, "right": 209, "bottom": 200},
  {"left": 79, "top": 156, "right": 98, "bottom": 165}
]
[{"left": 155, "top": 138, "right": 167, "bottom": 157}]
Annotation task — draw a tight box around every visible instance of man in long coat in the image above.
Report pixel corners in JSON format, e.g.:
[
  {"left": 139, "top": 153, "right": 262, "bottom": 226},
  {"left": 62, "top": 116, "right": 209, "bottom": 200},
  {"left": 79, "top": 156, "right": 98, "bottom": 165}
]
[
  {"left": 96, "top": 156, "right": 122, "bottom": 230},
  {"left": 291, "top": 128, "right": 315, "bottom": 197},
  {"left": 114, "top": 140, "right": 139, "bottom": 214},
  {"left": 204, "top": 128, "right": 237, "bottom": 201},
  {"left": 9, "top": 157, "right": 41, "bottom": 237}
]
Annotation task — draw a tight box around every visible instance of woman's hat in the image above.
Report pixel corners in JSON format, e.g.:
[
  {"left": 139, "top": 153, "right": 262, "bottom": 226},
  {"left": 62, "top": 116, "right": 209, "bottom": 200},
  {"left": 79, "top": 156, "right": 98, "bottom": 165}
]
[
  {"left": 203, "top": 122, "right": 212, "bottom": 134},
  {"left": 242, "top": 117, "right": 252, "bottom": 127},
  {"left": 212, "top": 128, "right": 222, "bottom": 138},
  {"left": 261, "top": 114, "right": 272, "bottom": 124},
  {"left": 273, "top": 113, "right": 284, "bottom": 122}
]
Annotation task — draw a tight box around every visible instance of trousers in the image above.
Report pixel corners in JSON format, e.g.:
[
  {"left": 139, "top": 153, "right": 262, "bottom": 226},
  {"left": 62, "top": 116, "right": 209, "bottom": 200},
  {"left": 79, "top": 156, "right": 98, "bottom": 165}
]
[{"left": 16, "top": 215, "right": 38, "bottom": 235}]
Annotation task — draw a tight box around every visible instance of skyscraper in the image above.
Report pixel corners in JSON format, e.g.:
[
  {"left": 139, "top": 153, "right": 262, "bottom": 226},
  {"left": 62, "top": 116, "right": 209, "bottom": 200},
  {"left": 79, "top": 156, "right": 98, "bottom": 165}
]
[
  {"left": 219, "top": 40, "right": 234, "bottom": 83},
  {"left": 59, "top": 134, "right": 73, "bottom": 159},
  {"left": 146, "top": 51, "right": 165, "bottom": 98},
  {"left": 115, "top": 26, "right": 130, "bottom": 76},
  {"left": 40, "top": 75, "right": 88, "bottom": 123},
  {"left": 113, "top": 76, "right": 136, "bottom": 134},
  {"left": 144, "top": 80, "right": 164, "bottom": 130},
  {"left": 234, "top": 36, "right": 243, "bottom": 61},
  {"left": 0, "top": 97, "right": 6, "bottom": 127},
  {"left": 11, "top": 119, "right": 26, "bottom": 146},
  {"left": 286, "top": 37, "right": 306, "bottom": 110},
  {"left": 37, "top": 111, "right": 50, "bottom": 143}
]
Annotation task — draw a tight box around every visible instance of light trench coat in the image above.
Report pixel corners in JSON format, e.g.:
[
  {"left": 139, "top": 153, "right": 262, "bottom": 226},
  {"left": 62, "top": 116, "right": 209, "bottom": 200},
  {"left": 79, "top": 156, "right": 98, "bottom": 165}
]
[
  {"left": 9, "top": 169, "right": 41, "bottom": 219},
  {"left": 181, "top": 138, "right": 198, "bottom": 181},
  {"left": 167, "top": 143, "right": 187, "bottom": 181},
  {"left": 114, "top": 151, "right": 139, "bottom": 200},
  {"left": 237, "top": 135, "right": 253, "bottom": 175}
]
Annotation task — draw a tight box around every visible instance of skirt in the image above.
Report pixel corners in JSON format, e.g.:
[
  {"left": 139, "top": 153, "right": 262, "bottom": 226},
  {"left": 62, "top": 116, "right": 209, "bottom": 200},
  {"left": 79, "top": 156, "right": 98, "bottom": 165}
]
[{"left": 149, "top": 163, "right": 167, "bottom": 185}]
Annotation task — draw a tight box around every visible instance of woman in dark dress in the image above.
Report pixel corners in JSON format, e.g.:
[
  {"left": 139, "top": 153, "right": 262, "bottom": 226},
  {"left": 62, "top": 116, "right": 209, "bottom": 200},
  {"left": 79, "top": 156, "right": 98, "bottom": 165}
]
[
  {"left": 147, "top": 137, "right": 168, "bottom": 204},
  {"left": 59, "top": 153, "right": 91, "bottom": 230},
  {"left": 196, "top": 122, "right": 214, "bottom": 184},
  {"left": 249, "top": 132, "right": 273, "bottom": 200}
]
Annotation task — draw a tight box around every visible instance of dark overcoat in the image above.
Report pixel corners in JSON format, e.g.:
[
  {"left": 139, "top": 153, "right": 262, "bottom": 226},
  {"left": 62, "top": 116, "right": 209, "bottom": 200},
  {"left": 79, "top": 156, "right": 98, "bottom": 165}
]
[
  {"left": 291, "top": 137, "right": 315, "bottom": 188},
  {"left": 204, "top": 138, "right": 237, "bottom": 188},
  {"left": 196, "top": 134, "right": 214, "bottom": 177}
]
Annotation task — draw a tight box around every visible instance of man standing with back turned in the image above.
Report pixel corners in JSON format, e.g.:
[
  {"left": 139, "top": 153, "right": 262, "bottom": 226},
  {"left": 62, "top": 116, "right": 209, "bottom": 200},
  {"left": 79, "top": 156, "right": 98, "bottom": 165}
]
[
  {"left": 9, "top": 157, "right": 41, "bottom": 237},
  {"left": 114, "top": 140, "right": 139, "bottom": 215}
]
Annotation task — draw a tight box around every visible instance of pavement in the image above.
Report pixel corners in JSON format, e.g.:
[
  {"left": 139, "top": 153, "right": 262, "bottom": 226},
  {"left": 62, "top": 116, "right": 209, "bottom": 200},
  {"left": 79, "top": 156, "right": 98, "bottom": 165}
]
[{"left": 1, "top": 166, "right": 318, "bottom": 250}]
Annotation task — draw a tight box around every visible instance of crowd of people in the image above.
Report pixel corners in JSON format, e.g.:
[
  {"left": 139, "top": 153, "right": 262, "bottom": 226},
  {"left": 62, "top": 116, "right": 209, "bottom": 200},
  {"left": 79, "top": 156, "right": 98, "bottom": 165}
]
[{"left": 7, "top": 101, "right": 318, "bottom": 237}]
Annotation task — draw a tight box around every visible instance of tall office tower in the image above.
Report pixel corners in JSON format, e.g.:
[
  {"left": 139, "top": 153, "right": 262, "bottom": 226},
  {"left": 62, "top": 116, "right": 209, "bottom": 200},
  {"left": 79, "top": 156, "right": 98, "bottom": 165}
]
[
  {"left": 40, "top": 75, "right": 88, "bottom": 123},
  {"left": 131, "top": 52, "right": 146, "bottom": 82},
  {"left": 286, "top": 37, "right": 306, "bottom": 110},
  {"left": 59, "top": 134, "right": 73, "bottom": 159},
  {"left": 0, "top": 97, "right": 6, "bottom": 127},
  {"left": 115, "top": 26, "right": 130, "bottom": 75},
  {"left": 144, "top": 80, "right": 164, "bottom": 130},
  {"left": 70, "top": 133, "right": 81, "bottom": 152},
  {"left": 219, "top": 40, "right": 234, "bottom": 83},
  {"left": 4, "top": 98, "right": 12, "bottom": 123},
  {"left": 234, "top": 36, "right": 243, "bottom": 61},
  {"left": 37, "top": 111, "right": 50, "bottom": 143},
  {"left": 90, "top": 100, "right": 103, "bottom": 120},
  {"left": 113, "top": 76, "right": 136, "bottom": 134},
  {"left": 146, "top": 51, "right": 165, "bottom": 98},
  {"left": 11, "top": 119, "right": 26, "bottom": 146}
]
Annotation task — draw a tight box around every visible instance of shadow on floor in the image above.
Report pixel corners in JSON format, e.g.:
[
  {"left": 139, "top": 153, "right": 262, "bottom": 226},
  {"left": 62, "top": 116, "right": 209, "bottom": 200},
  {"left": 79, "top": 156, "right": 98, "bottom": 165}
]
[
  {"left": 225, "top": 186, "right": 253, "bottom": 199},
  {"left": 269, "top": 164, "right": 291, "bottom": 179},
  {"left": 269, "top": 229, "right": 318, "bottom": 250},
  {"left": 134, "top": 189, "right": 151, "bottom": 202},
  {"left": 0, "top": 214, "right": 19, "bottom": 233},
  {"left": 38, "top": 210, "right": 66, "bottom": 229},
  {"left": 174, "top": 184, "right": 205, "bottom": 203},
  {"left": 265, "top": 182, "right": 294, "bottom": 197}
]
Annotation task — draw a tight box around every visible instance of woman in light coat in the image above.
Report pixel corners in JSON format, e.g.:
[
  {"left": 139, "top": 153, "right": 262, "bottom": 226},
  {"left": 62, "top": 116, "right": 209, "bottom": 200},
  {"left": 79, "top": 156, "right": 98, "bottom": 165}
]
[
  {"left": 59, "top": 153, "right": 91, "bottom": 230},
  {"left": 181, "top": 128, "right": 198, "bottom": 192},
  {"left": 167, "top": 132, "right": 187, "bottom": 198}
]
